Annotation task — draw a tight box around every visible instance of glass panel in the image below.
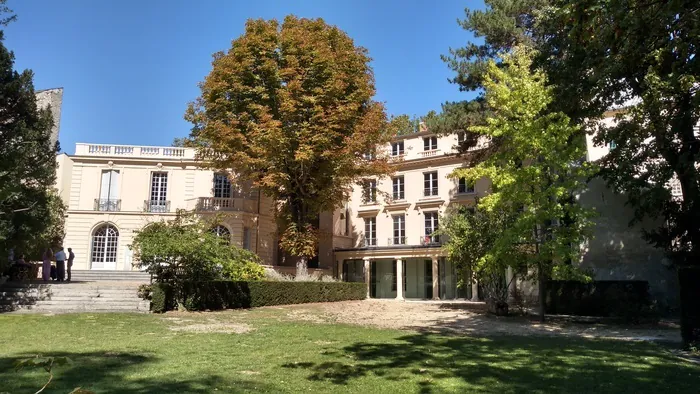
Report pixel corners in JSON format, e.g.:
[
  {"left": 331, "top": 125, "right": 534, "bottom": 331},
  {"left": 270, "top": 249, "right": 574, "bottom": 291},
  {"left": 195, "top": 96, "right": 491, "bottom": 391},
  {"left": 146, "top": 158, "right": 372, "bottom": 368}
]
[{"left": 214, "top": 174, "right": 232, "bottom": 198}]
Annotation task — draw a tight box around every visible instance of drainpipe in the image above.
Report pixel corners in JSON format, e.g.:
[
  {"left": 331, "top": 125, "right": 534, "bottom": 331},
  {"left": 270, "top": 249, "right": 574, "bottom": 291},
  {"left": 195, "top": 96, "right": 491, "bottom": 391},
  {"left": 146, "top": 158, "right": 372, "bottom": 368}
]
[{"left": 255, "top": 189, "right": 261, "bottom": 255}]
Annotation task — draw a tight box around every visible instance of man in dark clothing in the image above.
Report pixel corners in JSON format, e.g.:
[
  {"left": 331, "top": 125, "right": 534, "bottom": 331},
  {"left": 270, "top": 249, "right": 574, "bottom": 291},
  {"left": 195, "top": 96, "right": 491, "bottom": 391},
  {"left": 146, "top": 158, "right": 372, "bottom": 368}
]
[
  {"left": 55, "top": 247, "right": 66, "bottom": 282},
  {"left": 67, "top": 248, "right": 75, "bottom": 282}
]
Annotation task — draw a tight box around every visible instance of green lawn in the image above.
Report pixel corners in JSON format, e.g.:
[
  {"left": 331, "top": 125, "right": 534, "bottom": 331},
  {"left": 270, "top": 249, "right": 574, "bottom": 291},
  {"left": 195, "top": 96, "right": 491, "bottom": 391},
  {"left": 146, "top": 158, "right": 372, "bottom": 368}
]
[{"left": 0, "top": 309, "right": 697, "bottom": 393}]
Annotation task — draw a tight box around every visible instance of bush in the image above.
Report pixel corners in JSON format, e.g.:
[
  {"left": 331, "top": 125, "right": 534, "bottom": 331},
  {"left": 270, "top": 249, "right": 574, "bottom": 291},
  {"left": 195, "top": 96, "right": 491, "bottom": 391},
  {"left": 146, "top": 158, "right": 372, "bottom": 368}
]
[
  {"left": 169, "top": 281, "right": 366, "bottom": 311},
  {"left": 678, "top": 266, "right": 700, "bottom": 346},
  {"left": 131, "top": 213, "right": 264, "bottom": 284},
  {"left": 137, "top": 284, "right": 151, "bottom": 300},
  {"left": 545, "top": 280, "right": 656, "bottom": 321},
  {"left": 150, "top": 283, "right": 175, "bottom": 313}
]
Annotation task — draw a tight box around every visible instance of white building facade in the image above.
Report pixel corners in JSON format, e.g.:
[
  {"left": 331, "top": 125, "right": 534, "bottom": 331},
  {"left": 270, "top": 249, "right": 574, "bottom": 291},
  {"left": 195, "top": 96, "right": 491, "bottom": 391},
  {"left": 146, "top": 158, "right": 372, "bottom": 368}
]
[
  {"left": 56, "top": 143, "right": 278, "bottom": 271},
  {"left": 332, "top": 131, "right": 486, "bottom": 300}
]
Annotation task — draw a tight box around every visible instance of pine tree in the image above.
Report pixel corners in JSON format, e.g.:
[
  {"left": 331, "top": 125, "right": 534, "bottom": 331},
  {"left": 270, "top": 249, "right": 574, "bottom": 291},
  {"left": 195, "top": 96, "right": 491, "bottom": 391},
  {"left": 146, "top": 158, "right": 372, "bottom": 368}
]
[{"left": 0, "top": 28, "right": 63, "bottom": 266}]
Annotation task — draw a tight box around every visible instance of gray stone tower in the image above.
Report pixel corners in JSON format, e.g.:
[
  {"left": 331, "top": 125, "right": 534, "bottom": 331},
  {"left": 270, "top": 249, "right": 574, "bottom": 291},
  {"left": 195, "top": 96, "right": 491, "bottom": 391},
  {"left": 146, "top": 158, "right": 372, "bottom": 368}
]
[{"left": 35, "top": 87, "right": 63, "bottom": 148}]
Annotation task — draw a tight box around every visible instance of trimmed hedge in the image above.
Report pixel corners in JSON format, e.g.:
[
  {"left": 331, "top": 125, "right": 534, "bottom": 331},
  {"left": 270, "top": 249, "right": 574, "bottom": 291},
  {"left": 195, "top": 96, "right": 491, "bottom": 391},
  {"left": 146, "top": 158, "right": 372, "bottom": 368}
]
[
  {"left": 151, "top": 283, "right": 175, "bottom": 313},
  {"left": 546, "top": 280, "right": 655, "bottom": 321},
  {"left": 678, "top": 267, "right": 700, "bottom": 345},
  {"left": 152, "top": 281, "right": 366, "bottom": 312}
]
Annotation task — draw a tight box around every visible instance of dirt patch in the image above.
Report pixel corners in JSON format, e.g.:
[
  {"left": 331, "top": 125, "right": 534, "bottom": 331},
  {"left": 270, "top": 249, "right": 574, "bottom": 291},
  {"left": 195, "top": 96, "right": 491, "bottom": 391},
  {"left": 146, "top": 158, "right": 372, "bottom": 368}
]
[
  {"left": 284, "top": 299, "right": 681, "bottom": 343},
  {"left": 169, "top": 322, "right": 252, "bottom": 334}
]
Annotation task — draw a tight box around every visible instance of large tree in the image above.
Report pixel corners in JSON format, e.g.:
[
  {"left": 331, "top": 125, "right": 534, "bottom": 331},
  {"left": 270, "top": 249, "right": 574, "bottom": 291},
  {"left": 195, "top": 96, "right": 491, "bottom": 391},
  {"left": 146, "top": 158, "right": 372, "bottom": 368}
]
[
  {"left": 453, "top": 47, "right": 595, "bottom": 321},
  {"left": 0, "top": 11, "right": 63, "bottom": 268},
  {"left": 186, "top": 16, "right": 391, "bottom": 274},
  {"left": 447, "top": 0, "right": 700, "bottom": 345}
]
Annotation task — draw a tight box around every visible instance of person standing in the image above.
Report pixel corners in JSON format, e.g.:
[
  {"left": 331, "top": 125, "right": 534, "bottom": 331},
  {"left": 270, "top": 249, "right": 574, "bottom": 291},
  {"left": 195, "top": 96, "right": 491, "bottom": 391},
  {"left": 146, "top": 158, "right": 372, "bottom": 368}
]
[
  {"left": 67, "top": 248, "right": 75, "bottom": 282},
  {"left": 55, "top": 247, "right": 67, "bottom": 282},
  {"left": 42, "top": 248, "right": 53, "bottom": 282}
]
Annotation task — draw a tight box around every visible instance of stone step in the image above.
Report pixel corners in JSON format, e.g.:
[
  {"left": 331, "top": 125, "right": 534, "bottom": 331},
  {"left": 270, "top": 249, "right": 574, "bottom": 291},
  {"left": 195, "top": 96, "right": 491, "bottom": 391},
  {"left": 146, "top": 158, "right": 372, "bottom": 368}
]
[
  {"left": 0, "top": 280, "right": 150, "bottom": 313},
  {"left": 8, "top": 304, "right": 150, "bottom": 312}
]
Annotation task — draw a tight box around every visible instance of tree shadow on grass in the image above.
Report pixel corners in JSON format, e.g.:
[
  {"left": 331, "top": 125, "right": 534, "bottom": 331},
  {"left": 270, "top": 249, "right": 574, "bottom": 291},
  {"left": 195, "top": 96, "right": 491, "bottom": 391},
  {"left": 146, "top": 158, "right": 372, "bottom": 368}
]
[
  {"left": 0, "top": 351, "right": 276, "bottom": 393},
  {"left": 283, "top": 333, "right": 700, "bottom": 393}
]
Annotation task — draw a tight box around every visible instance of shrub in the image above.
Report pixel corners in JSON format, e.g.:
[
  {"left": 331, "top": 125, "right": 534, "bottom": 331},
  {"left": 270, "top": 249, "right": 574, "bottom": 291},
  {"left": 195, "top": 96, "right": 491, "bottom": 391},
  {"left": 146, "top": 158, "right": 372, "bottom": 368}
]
[
  {"left": 171, "top": 281, "right": 366, "bottom": 311},
  {"left": 130, "top": 213, "right": 265, "bottom": 287},
  {"left": 545, "top": 280, "right": 656, "bottom": 322},
  {"left": 137, "top": 284, "right": 151, "bottom": 300},
  {"left": 150, "top": 283, "right": 174, "bottom": 313}
]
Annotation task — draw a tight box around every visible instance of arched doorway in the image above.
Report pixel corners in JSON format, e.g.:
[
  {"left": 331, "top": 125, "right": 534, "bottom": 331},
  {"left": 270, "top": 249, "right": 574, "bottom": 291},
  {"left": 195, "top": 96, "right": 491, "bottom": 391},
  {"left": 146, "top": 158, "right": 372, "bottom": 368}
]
[{"left": 91, "top": 224, "right": 119, "bottom": 270}]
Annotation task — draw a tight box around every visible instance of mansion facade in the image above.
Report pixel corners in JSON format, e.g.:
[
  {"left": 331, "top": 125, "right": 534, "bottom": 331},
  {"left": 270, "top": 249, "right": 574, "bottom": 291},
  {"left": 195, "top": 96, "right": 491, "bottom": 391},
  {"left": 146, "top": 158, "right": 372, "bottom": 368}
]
[{"left": 55, "top": 119, "right": 680, "bottom": 307}]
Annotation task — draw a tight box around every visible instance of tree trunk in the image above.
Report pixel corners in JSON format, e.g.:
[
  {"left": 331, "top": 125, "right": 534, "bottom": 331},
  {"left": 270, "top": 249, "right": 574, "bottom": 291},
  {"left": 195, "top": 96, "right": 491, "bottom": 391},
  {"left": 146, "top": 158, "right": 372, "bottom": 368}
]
[
  {"left": 538, "top": 262, "right": 546, "bottom": 323},
  {"left": 296, "top": 256, "right": 308, "bottom": 278}
]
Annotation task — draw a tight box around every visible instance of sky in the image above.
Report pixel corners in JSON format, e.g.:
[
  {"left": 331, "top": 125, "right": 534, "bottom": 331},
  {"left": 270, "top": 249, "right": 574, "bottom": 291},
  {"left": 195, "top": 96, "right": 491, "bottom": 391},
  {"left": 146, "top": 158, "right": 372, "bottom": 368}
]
[{"left": 5, "top": 0, "right": 483, "bottom": 154}]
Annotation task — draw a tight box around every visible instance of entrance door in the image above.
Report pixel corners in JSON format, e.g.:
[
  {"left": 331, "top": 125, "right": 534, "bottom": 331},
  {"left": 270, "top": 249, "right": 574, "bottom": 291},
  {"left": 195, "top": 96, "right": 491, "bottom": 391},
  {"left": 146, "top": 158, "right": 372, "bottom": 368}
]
[{"left": 424, "top": 260, "right": 432, "bottom": 299}]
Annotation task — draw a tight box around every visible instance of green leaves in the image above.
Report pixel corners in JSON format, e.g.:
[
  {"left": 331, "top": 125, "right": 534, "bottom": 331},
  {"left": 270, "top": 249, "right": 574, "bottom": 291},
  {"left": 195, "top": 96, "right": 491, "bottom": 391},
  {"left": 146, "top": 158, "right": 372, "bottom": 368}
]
[
  {"left": 445, "top": 47, "right": 595, "bottom": 286},
  {"left": 130, "top": 213, "right": 265, "bottom": 283},
  {"left": 14, "top": 355, "right": 72, "bottom": 373}
]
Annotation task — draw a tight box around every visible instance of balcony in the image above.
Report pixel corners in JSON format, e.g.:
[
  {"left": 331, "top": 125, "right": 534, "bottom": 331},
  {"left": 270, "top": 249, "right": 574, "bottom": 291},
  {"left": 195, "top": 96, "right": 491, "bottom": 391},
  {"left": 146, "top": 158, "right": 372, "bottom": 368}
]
[
  {"left": 387, "top": 237, "right": 406, "bottom": 246},
  {"left": 419, "top": 149, "right": 441, "bottom": 158},
  {"left": 363, "top": 238, "right": 378, "bottom": 247},
  {"left": 191, "top": 197, "right": 257, "bottom": 213},
  {"left": 424, "top": 187, "right": 439, "bottom": 197},
  {"left": 94, "top": 199, "right": 121, "bottom": 212},
  {"left": 75, "top": 143, "right": 196, "bottom": 160},
  {"left": 420, "top": 235, "right": 441, "bottom": 246},
  {"left": 144, "top": 200, "right": 171, "bottom": 213}
]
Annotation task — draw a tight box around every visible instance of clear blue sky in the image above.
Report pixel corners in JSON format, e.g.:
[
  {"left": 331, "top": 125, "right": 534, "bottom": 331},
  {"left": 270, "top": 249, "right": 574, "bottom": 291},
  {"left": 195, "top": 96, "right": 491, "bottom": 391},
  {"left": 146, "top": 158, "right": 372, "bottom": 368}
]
[{"left": 5, "top": 0, "right": 482, "bottom": 154}]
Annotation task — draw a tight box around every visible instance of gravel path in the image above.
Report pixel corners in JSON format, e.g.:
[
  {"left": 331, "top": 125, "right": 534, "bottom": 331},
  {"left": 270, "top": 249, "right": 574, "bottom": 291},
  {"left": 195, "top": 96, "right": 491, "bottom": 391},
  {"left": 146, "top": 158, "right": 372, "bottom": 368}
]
[{"left": 285, "top": 299, "right": 682, "bottom": 343}]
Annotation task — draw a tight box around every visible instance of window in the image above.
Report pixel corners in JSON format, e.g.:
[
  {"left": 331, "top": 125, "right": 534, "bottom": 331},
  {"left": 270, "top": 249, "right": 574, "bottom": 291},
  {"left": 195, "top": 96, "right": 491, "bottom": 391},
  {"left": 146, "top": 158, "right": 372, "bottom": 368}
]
[
  {"left": 392, "top": 176, "right": 405, "bottom": 200},
  {"left": 91, "top": 224, "right": 119, "bottom": 267},
  {"left": 392, "top": 215, "right": 405, "bottom": 245},
  {"left": 458, "top": 178, "right": 475, "bottom": 194},
  {"left": 243, "top": 227, "right": 251, "bottom": 250},
  {"left": 213, "top": 174, "right": 232, "bottom": 199},
  {"left": 391, "top": 141, "right": 404, "bottom": 156},
  {"left": 212, "top": 225, "right": 231, "bottom": 240},
  {"left": 362, "top": 179, "right": 377, "bottom": 203},
  {"left": 424, "top": 172, "right": 438, "bottom": 196},
  {"left": 391, "top": 260, "right": 406, "bottom": 292},
  {"left": 424, "top": 212, "right": 439, "bottom": 244},
  {"left": 457, "top": 132, "right": 466, "bottom": 144},
  {"left": 364, "top": 217, "right": 377, "bottom": 246},
  {"left": 98, "top": 170, "right": 120, "bottom": 211},
  {"left": 363, "top": 151, "right": 375, "bottom": 160},
  {"left": 148, "top": 172, "right": 168, "bottom": 212},
  {"left": 423, "top": 136, "right": 437, "bottom": 151}
]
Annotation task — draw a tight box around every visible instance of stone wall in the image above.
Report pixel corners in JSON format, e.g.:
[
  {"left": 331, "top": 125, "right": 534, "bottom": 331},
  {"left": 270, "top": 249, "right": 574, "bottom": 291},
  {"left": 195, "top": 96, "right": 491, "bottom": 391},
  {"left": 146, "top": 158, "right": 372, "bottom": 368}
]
[
  {"left": 35, "top": 87, "right": 63, "bottom": 147},
  {"left": 578, "top": 177, "right": 680, "bottom": 312}
]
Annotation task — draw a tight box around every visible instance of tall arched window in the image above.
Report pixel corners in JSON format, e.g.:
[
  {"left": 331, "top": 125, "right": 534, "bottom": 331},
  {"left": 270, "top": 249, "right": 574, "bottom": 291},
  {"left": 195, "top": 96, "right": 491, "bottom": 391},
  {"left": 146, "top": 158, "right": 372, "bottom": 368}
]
[
  {"left": 212, "top": 225, "right": 231, "bottom": 240},
  {"left": 91, "top": 224, "right": 119, "bottom": 268}
]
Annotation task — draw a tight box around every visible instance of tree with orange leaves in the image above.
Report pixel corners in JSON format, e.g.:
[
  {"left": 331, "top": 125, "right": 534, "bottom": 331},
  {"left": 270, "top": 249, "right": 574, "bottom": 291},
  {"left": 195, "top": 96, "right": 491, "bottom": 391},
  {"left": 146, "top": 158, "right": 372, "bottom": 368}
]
[{"left": 186, "top": 16, "right": 391, "bottom": 274}]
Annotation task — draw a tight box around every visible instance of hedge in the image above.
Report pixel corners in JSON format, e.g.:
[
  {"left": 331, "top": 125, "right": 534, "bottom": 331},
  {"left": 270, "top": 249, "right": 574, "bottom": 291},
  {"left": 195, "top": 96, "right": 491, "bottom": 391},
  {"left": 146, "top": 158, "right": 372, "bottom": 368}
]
[
  {"left": 150, "top": 281, "right": 366, "bottom": 312},
  {"left": 678, "top": 267, "right": 700, "bottom": 345},
  {"left": 545, "top": 280, "right": 655, "bottom": 321}
]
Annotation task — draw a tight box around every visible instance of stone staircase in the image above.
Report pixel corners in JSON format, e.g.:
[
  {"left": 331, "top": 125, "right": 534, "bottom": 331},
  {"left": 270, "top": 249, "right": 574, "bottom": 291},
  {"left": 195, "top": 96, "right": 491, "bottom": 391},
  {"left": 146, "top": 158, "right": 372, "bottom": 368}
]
[
  {"left": 0, "top": 281, "right": 151, "bottom": 313},
  {"left": 70, "top": 270, "right": 151, "bottom": 282}
]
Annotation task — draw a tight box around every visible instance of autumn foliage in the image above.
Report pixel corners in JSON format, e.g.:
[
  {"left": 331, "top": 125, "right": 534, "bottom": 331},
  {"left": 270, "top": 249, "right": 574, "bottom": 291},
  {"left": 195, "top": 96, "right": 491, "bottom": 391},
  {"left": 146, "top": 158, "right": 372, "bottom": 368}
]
[{"left": 186, "top": 16, "right": 391, "bottom": 270}]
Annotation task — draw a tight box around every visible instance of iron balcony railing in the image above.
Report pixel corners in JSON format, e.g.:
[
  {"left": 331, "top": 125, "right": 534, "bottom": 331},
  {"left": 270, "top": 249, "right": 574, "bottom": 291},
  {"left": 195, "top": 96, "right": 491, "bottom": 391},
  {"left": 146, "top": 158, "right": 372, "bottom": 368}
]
[
  {"left": 94, "top": 199, "right": 121, "bottom": 212},
  {"left": 424, "top": 187, "right": 439, "bottom": 197},
  {"left": 144, "top": 200, "right": 171, "bottom": 213},
  {"left": 364, "top": 238, "right": 378, "bottom": 247},
  {"left": 388, "top": 237, "right": 406, "bottom": 246},
  {"left": 420, "top": 235, "right": 441, "bottom": 246}
]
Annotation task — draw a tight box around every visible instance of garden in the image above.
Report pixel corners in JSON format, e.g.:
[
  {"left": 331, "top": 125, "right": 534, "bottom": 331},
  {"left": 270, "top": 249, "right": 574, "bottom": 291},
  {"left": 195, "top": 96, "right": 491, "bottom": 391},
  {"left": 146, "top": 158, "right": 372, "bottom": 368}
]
[{"left": 1, "top": 306, "right": 698, "bottom": 393}]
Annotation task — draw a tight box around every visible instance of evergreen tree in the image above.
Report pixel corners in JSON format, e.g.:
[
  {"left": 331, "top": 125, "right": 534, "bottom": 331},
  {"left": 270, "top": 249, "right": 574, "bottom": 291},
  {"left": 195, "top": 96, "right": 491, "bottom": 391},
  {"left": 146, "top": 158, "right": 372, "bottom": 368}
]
[{"left": 0, "top": 25, "right": 63, "bottom": 266}]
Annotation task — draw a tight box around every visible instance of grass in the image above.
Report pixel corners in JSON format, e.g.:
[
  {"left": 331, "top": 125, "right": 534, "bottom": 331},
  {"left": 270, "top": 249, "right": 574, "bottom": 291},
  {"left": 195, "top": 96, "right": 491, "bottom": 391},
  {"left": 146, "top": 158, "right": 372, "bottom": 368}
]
[{"left": 0, "top": 308, "right": 698, "bottom": 393}]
